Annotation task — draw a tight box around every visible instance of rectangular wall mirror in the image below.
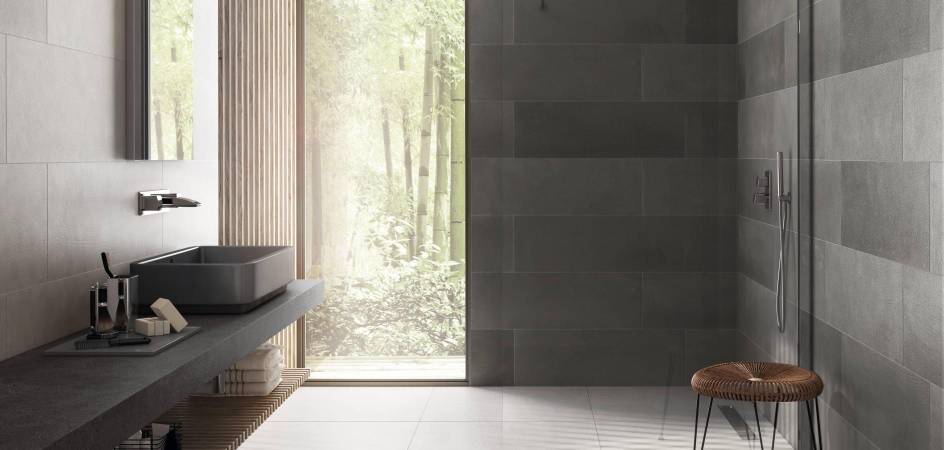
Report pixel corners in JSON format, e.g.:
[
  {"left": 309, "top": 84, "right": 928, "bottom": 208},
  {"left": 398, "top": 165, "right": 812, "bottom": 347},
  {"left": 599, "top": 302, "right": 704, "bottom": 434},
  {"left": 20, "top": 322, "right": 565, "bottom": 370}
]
[{"left": 127, "top": 0, "right": 218, "bottom": 160}]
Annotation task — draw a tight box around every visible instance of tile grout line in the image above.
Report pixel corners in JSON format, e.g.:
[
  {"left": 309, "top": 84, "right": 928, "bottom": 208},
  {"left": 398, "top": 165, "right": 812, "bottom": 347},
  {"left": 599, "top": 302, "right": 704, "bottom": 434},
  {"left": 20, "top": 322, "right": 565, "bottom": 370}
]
[
  {"left": 405, "top": 388, "right": 434, "bottom": 449},
  {"left": 586, "top": 386, "right": 604, "bottom": 448}
]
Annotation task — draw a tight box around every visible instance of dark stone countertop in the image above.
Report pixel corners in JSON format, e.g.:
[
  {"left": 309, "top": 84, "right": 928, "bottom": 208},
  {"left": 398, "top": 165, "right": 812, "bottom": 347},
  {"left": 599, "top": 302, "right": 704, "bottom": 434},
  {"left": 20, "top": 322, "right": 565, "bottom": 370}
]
[{"left": 0, "top": 280, "right": 324, "bottom": 450}]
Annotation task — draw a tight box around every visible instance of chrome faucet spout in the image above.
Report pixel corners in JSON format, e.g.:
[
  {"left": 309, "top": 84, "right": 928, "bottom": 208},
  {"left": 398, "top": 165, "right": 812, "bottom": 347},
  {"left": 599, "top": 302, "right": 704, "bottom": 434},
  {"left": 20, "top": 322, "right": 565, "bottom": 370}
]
[{"left": 138, "top": 190, "right": 201, "bottom": 215}]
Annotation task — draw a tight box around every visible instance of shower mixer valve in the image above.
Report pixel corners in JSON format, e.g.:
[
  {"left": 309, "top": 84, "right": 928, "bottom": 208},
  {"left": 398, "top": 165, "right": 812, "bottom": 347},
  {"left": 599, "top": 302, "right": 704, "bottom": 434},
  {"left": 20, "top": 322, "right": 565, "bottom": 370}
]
[{"left": 752, "top": 172, "right": 771, "bottom": 209}]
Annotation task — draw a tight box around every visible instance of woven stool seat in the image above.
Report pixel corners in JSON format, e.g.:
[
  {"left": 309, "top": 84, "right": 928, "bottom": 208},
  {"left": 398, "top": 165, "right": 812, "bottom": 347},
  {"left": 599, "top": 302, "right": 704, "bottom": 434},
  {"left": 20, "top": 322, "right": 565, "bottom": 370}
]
[{"left": 691, "top": 361, "right": 823, "bottom": 403}]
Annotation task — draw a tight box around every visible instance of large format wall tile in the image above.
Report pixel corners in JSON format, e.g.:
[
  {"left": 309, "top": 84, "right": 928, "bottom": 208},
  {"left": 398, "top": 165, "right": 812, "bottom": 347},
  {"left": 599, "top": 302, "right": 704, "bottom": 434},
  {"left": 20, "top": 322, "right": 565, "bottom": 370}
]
[
  {"left": 470, "top": 158, "right": 501, "bottom": 215},
  {"left": 902, "top": 267, "right": 943, "bottom": 387},
  {"left": 47, "top": 162, "right": 164, "bottom": 280},
  {"left": 514, "top": 0, "right": 685, "bottom": 44},
  {"left": 469, "top": 101, "right": 504, "bottom": 157},
  {"left": 736, "top": 216, "right": 779, "bottom": 291},
  {"left": 162, "top": 161, "right": 219, "bottom": 251},
  {"left": 737, "top": 0, "right": 795, "bottom": 43},
  {"left": 840, "top": 161, "right": 930, "bottom": 270},
  {"left": 501, "top": 273, "right": 642, "bottom": 329},
  {"left": 467, "top": 0, "right": 501, "bottom": 44},
  {"left": 469, "top": 330, "right": 514, "bottom": 385},
  {"left": 903, "top": 50, "right": 944, "bottom": 162},
  {"left": 469, "top": 216, "right": 513, "bottom": 273},
  {"left": 736, "top": 274, "right": 777, "bottom": 356},
  {"left": 516, "top": 216, "right": 735, "bottom": 272},
  {"left": 813, "top": 60, "right": 903, "bottom": 162},
  {"left": 500, "top": 158, "right": 642, "bottom": 215},
  {"left": 823, "top": 243, "right": 903, "bottom": 362},
  {"left": 683, "top": 329, "right": 737, "bottom": 376},
  {"left": 644, "top": 158, "right": 735, "bottom": 216},
  {"left": 810, "top": 0, "right": 841, "bottom": 80},
  {"left": 0, "top": 35, "right": 5, "bottom": 163},
  {"left": 470, "top": 273, "right": 502, "bottom": 330},
  {"left": 516, "top": 102, "right": 736, "bottom": 158},
  {"left": 0, "top": 0, "right": 46, "bottom": 40},
  {"left": 6, "top": 38, "right": 124, "bottom": 162},
  {"left": 737, "top": 87, "right": 796, "bottom": 158},
  {"left": 0, "top": 164, "right": 47, "bottom": 294},
  {"left": 502, "top": 45, "right": 641, "bottom": 100},
  {"left": 514, "top": 329, "right": 686, "bottom": 385},
  {"left": 839, "top": 0, "right": 929, "bottom": 74},
  {"left": 469, "top": 45, "right": 501, "bottom": 100},
  {"left": 47, "top": 0, "right": 124, "bottom": 59},
  {"left": 641, "top": 44, "right": 737, "bottom": 101},
  {"left": 841, "top": 334, "right": 931, "bottom": 450},
  {"left": 738, "top": 22, "right": 786, "bottom": 98},
  {"left": 642, "top": 273, "right": 736, "bottom": 328}
]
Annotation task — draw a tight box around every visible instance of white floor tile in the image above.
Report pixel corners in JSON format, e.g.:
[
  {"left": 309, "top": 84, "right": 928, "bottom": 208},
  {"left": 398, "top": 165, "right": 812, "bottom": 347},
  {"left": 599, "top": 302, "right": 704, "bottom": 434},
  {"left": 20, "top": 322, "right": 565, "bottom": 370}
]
[
  {"left": 409, "top": 422, "right": 503, "bottom": 450},
  {"left": 502, "top": 421, "right": 601, "bottom": 449},
  {"left": 238, "top": 421, "right": 418, "bottom": 450},
  {"left": 502, "top": 387, "right": 594, "bottom": 421},
  {"left": 422, "top": 387, "right": 503, "bottom": 421},
  {"left": 268, "top": 387, "right": 433, "bottom": 422}
]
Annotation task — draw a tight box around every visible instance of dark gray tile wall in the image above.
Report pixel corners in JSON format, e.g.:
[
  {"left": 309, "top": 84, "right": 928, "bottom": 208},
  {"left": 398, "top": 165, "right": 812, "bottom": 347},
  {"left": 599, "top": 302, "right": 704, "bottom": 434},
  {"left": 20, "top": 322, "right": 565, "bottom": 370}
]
[
  {"left": 736, "top": 1, "right": 944, "bottom": 449},
  {"left": 0, "top": 0, "right": 219, "bottom": 362},
  {"left": 468, "top": 0, "right": 738, "bottom": 385}
]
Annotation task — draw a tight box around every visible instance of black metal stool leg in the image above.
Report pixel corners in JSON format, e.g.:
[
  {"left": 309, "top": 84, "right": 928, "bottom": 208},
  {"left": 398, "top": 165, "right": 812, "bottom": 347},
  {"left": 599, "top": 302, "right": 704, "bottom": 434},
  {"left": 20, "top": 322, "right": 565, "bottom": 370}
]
[
  {"left": 805, "top": 400, "right": 818, "bottom": 450},
  {"left": 693, "top": 394, "right": 701, "bottom": 450},
  {"left": 770, "top": 402, "right": 779, "bottom": 450},
  {"left": 815, "top": 398, "right": 823, "bottom": 450},
  {"left": 700, "top": 397, "right": 714, "bottom": 450},
  {"left": 753, "top": 402, "right": 765, "bottom": 450}
]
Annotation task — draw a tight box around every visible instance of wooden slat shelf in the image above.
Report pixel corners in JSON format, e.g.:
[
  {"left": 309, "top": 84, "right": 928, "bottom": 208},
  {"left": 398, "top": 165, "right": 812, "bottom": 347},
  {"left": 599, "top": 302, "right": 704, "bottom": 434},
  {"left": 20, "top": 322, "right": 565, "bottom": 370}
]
[{"left": 157, "top": 368, "right": 310, "bottom": 450}]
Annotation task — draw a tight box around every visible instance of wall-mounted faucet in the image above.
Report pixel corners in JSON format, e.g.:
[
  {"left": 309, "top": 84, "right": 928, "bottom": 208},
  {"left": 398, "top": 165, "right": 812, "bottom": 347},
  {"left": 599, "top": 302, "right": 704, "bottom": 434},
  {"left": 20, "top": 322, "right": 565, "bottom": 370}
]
[{"left": 138, "top": 190, "right": 201, "bottom": 215}]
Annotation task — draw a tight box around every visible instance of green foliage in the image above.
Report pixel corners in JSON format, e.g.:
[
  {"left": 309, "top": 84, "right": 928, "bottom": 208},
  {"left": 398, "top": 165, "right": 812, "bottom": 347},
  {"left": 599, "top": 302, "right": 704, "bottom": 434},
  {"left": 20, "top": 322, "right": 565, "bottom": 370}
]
[{"left": 149, "top": 0, "right": 194, "bottom": 160}]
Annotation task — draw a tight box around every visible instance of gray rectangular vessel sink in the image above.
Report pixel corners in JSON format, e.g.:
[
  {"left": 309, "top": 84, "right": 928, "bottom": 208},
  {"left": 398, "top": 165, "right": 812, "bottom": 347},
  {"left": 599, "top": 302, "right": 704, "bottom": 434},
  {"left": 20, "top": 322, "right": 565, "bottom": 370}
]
[{"left": 131, "top": 246, "right": 294, "bottom": 314}]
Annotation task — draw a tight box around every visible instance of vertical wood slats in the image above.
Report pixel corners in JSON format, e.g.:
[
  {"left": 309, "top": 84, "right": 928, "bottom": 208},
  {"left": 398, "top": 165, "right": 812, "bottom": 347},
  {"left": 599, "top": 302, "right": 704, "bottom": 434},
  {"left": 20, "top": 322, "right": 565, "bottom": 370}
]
[{"left": 219, "top": 0, "right": 300, "bottom": 367}]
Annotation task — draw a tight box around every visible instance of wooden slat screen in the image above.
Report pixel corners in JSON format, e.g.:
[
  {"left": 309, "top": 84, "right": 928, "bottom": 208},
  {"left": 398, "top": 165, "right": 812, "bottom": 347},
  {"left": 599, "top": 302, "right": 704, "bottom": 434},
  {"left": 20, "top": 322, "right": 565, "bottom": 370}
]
[{"left": 219, "top": 0, "right": 301, "bottom": 367}]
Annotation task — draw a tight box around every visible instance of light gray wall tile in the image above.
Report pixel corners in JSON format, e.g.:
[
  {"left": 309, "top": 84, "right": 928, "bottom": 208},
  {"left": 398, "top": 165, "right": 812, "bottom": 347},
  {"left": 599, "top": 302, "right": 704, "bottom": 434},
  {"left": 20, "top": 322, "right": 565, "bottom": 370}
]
[
  {"left": 824, "top": 243, "right": 904, "bottom": 362},
  {"left": 933, "top": 163, "right": 944, "bottom": 274},
  {"left": 932, "top": 387, "right": 943, "bottom": 450},
  {"left": 513, "top": 0, "right": 685, "bottom": 44},
  {"left": 933, "top": 0, "right": 944, "bottom": 51},
  {"left": 819, "top": 403, "right": 881, "bottom": 450},
  {"left": 161, "top": 160, "right": 219, "bottom": 251},
  {"left": 737, "top": 0, "right": 796, "bottom": 43},
  {"left": 644, "top": 158, "right": 735, "bottom": 216},
  {"left": 738, "top": 22, "right": 786, "bottom": 98},
  {"left": 840, "top": 161, "right": 930, "bottom": 269},
  {"left": 902, "top": 267, "right": 943, "bottom": 387},
  {"left": 814, "top": 60, "right": 902, "bottom": 162},
  {"left": 807, "top": 159, "right": 842, "bottom": 243},
  {"left": 839, "top": 0, "right": 929, "bottom": 73},
  {"left": 841, "top": 334, "right": 931, "bottom": 450},
  {"left": 811, "top": 0, "right": 841, "bottom": 80},
  {"left": 903, "top": 50, "right": 944, "bottom": 162},
  {"left": 6, "top": 37, "right": 124, "bottom": 163},
  {"left": 0, "top": 0, "right": 46, "bottom": 40},
  {"left": 738, "top": 88, "right": 796, "bottom": 158},
  {"left": 47, "top": 162, "right": 164, "bottom": 280},
  {"left": 502, "top": 273, "right": 642, "bottom": 329},
  {"left": 641, "top": 44, "right": 736, "bottom": 101},
  {"left": 643, "top": 273, "right": 736, "bottom": 328},
  {"left": 469, "top": 101, "right": 504, "bottom": 157},
  {"left": 810, "top": 315, "right": 843, "bottom": 410},
  {"left": 468, "top": 0, "right": 501, "bottom": 44},
  {"left": 736, "top": 273, "right": 777, "bottom": 356},
  {"left": 469, "top": 45, "right": 501, "bottom": 100},
  {"left": 0, "top": 164, "right": 47, "bottom": 294},
  {"left": 501, "top": 158, "right": 641, "bottom": 215},
  {"left": 502, "top": 45, "right": 641, "bottom": 100},
  {"left": 47, "top": 0, "right": 124, "bottom": 59},
  {"left": 0, "top": 35, "right": 5, "bottom": 163},
  {"left": 514, "top": 329, "right": 686, "bottom": 385}
]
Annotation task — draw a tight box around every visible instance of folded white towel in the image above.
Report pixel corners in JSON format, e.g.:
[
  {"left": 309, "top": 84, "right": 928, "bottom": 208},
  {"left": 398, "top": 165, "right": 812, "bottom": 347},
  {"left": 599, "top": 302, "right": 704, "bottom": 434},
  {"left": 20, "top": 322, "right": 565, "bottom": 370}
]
[
  {"left": 222, "top": 376, "right": 282, "bottom": 396},
  {"left": 224, "top": 363, "right": 283, "bottom": 383},
  {"left": 231, "top": 343, "right": 282, "bottom": 371}
]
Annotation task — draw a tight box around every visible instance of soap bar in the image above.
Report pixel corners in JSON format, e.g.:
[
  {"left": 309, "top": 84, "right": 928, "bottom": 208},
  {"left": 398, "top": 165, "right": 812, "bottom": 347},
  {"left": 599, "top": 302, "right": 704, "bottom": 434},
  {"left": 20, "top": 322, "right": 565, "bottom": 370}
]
[
  {"left": 134, "top": 317, "right": 170, "bottom": 336},
  {"left": 150, "top": 298, "right": 188, "bottom": 332}
]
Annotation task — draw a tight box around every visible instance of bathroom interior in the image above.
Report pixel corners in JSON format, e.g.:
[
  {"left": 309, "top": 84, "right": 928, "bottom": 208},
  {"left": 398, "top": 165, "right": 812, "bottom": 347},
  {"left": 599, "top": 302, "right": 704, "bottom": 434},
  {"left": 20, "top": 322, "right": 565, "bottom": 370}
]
[{"left": 0, "top": 0, "right": 942, "bottom": 449}]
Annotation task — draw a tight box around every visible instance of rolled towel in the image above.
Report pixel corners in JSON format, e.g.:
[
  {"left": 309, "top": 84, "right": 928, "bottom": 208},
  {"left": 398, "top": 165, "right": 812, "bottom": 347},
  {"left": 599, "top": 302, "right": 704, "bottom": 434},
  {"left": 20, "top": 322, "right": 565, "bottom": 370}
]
[
  {"left": 225, "top": 363, "right": 284, "bottom": 383},
  {"left": 222, "top": 376, "right": 282, "bottom": 396},
  {"left": 231, "top": 343, "right": 282, "bottom": 371}
]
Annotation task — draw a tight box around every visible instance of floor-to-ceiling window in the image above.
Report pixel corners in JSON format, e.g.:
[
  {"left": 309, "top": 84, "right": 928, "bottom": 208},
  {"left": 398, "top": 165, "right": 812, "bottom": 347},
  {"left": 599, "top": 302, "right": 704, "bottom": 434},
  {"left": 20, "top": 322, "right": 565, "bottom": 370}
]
[{"left": 300, "top": 0, "right": 466, "bottom": 380}]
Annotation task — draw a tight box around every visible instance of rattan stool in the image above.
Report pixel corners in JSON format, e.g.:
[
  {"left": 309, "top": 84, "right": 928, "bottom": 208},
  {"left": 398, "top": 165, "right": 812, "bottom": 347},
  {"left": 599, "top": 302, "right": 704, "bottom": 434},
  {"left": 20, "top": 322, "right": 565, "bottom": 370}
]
[{"left": 690, "top": 362, "right": 824, "bottom": 450}]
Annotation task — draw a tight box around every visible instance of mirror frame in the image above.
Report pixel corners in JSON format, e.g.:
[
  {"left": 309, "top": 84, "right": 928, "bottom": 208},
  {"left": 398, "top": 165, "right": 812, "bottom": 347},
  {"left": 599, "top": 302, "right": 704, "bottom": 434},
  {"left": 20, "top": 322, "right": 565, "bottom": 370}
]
[{"left": 126, "top": 0, "right": 150, "bottom": 160}]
